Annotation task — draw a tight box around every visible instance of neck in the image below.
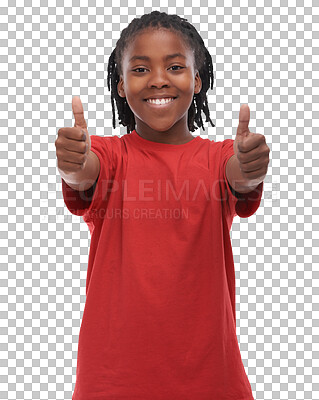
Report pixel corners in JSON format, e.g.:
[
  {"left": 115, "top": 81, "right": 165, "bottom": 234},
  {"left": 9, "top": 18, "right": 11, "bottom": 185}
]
[{"left": 134, "top": 121, "right": 194, "bottom": 145}]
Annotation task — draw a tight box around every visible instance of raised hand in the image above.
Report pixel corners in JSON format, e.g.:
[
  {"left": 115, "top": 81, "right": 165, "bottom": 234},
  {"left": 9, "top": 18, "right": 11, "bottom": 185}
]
[
  {"left": 55, "top": 96, "right": 91, "bottom": 174},
  {"left": 233, "top": 104, "right": 270, "bottom": 183}
]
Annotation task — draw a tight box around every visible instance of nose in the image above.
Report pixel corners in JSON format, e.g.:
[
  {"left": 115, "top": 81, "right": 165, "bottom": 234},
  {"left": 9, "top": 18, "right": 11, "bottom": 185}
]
[{"left": 147, "top": 67, "right": 170, "bottom": 88}]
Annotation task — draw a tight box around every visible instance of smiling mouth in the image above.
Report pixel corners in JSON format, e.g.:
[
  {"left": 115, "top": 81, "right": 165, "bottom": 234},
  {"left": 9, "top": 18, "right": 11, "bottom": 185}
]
[{"left": 144, "top": 97, "right": 177, "bottom": 106}]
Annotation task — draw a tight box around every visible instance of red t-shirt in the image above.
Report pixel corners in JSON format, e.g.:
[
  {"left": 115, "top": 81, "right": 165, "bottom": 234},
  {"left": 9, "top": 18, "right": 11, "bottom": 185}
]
[{"left": 62, "top": 129, "right": 263, "bottom": 400}]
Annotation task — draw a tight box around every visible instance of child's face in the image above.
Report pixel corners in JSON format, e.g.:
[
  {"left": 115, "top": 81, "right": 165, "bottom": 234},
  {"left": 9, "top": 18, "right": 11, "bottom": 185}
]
[{"left": 118, "top": 28, "right": 202, "bottom": 140}]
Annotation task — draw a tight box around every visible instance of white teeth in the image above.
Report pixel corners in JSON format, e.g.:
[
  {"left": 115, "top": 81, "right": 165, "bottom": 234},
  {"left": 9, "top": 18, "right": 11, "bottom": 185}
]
[{"left": 147, "top": 98, "right": 175, "bottom": 105}]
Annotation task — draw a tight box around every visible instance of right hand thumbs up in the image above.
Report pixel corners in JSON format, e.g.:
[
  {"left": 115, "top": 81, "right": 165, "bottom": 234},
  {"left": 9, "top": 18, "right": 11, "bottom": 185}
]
[{"left": 55, "top": 96, "right": 92, "bottom": 174}]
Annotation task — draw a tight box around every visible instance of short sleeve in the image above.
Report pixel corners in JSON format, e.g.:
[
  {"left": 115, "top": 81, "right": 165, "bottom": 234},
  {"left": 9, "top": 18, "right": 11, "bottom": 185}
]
[
  {"left": 61, "top": 134, "right": 120, "bottom": 219},
  {"left": 220, "top": 139, "right": 264, "bottom": 219}
]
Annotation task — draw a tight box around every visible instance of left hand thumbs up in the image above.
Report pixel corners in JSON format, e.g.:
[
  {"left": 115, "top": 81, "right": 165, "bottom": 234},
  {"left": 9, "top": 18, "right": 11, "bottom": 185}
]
[{"left": 233, "top": 104, "right": 270, "bottom": 183}]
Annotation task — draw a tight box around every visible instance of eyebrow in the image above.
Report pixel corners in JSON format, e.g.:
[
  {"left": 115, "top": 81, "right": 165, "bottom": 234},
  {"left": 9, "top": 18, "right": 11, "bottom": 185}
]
[{"left": 129, "top": 53, "right": 186, "bottom": 63}]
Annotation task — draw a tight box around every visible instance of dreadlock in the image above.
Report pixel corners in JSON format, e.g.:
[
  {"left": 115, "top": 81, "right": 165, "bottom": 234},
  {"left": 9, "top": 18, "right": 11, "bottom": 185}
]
[{"left": 107, "top": 10, "right": 215, "bottom": 134}]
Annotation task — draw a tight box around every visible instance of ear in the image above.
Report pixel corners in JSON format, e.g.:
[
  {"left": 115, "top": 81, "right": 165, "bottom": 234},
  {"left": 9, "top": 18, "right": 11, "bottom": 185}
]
[
  {"left": 194, "top": 71, "right": 202, "bottom": 95},
  {"left": 117, "top": 76, "right": 125, "bottom": 98}
]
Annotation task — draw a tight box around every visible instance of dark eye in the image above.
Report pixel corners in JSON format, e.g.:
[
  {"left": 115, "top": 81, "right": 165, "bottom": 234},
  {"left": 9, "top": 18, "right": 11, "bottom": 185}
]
[
  {"left": 132, "top": 67, "right": 147, "bottom": 73},
  {"left": 132, "top": 66, "right": 184, "bottom": 73},
  {"left": 170, "top": 66, "right": 184, "bottom": 71}
]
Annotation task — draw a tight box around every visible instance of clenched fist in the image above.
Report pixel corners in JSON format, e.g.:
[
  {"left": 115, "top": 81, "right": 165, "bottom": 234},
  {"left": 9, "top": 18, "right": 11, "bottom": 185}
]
[{"left": 55, "top": 96, "right": 91, "bottom": 174}]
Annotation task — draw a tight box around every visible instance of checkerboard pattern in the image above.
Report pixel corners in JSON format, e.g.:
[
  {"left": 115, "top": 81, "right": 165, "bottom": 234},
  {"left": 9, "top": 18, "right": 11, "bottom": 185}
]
[{"left": 0, "top": 1, "right": 318, "bottom": 399}]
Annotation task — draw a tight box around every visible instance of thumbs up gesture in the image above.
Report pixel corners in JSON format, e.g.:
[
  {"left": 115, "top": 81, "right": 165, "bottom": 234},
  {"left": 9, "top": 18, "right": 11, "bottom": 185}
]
[
  {"left": 55, "top": 96, "right": 91, "bottom": 174},
  {"left": 233, "top": 104, "right": 270, "bottom": 185}
]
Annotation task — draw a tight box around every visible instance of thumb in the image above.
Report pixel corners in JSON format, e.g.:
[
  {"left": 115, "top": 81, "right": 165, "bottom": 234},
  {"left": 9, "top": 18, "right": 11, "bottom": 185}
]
[
  {"left": 72, "top": 96, "right": 88, "bottom": 132},
  {"left": 236, "top": 104, "right": 250, "bottom": 141}
]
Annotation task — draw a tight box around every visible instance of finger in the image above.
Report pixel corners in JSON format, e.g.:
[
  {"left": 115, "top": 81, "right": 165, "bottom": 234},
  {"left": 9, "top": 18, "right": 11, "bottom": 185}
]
[
  {"left": 60, "top": 149, "right": 87, "bottom": 164},
  {"left": 237, "top": 133, "right": 264, "bottom": 153},
  {"left": 64, "top": 140, "right": 88, "bottom": 154},
  {"left": 63, "top": 159, "right": 83, "bottom": 166},
  {"left": 72, "top": 96, "right": 88, "bottom": 131},
  {"left": 59, "top": 127, "right": 86, "bottom": 142},
  {"left": 240, "top": 167, "right": 268, "bottom": 181},
  {"left": 58, "top": 160, "right": 84, "bottom": 173},
  {"left": 239, "top": 157, "right": 266, "bottom": 172},
  {"left": 237, "top": 147, "right": 261, "bottom": 164},
  {"left": 236, "top": 104, "right": 250, "bottom": 139}
]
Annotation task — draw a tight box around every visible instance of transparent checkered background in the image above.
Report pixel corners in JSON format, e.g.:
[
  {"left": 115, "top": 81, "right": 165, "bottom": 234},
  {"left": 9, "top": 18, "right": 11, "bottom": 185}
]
[{"left": 0, "top": 0, "right": 318, "bottom": 399}]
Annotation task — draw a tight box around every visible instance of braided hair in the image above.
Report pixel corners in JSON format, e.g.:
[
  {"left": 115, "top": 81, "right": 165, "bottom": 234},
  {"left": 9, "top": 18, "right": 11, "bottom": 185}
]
[{"left": 107, "top": 11, "right": 215, "bottom": 134}]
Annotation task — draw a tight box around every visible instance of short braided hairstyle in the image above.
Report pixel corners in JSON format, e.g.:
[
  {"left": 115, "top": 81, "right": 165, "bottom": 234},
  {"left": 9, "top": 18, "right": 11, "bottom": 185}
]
[{"left": 107, "top": 11, "right": 215, "bottom": 134}]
